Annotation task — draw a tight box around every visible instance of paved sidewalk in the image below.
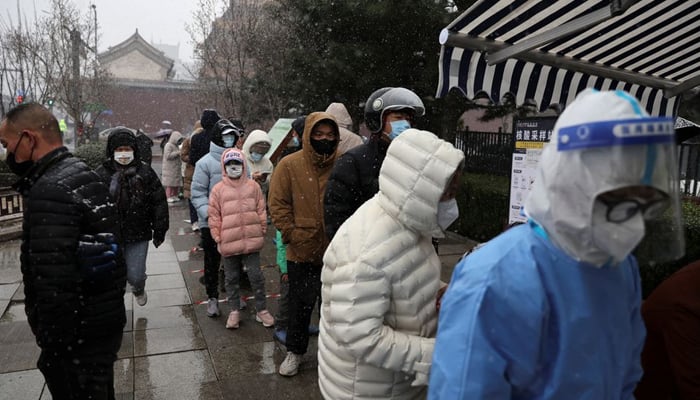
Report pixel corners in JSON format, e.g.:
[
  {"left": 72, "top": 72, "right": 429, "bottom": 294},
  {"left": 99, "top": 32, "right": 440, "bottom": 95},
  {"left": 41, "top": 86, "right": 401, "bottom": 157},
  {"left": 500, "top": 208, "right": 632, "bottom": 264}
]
[{"left": 0, "top": 201, "right": 476, "bottom": 400}]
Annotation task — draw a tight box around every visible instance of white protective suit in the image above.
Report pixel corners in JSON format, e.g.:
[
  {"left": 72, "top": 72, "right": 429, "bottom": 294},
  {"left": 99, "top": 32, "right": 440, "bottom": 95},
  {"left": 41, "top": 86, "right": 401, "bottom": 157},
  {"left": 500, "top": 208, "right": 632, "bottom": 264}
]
[{"left": 319, "top": 128, "right": 464, "bottom": 400}]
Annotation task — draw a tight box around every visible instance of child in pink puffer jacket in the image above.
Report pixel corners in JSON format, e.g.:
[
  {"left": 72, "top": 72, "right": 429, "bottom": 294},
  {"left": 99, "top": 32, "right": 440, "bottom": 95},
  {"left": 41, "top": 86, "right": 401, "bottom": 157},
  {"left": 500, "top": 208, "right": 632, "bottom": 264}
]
[{"left": 208, "top": 148, "right": 274, "bottom": 329}]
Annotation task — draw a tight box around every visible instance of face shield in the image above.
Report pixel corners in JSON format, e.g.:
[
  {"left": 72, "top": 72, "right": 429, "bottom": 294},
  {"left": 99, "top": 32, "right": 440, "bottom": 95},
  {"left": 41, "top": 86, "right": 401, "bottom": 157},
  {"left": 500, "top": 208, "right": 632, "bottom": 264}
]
[{"left": 557, "top": 117, "right": 684, "bottom": 265}]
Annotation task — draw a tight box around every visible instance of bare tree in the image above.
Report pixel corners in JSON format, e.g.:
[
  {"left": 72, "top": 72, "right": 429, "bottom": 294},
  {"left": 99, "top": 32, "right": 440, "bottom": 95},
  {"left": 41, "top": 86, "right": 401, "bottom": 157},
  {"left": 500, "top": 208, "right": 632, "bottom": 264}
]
[
  {"left": 188, "top": 0, "right": 292, "bottom": 127},
  {"left": 0, "top": 0, "right": 112, "bottom": 145}
]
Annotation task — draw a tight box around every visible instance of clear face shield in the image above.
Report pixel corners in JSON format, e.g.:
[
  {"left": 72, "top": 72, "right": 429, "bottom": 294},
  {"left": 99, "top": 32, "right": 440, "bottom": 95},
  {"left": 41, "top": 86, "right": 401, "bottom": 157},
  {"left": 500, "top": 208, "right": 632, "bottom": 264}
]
[{"left": 558, "top": 117, "right": 685, "bottom": 265}]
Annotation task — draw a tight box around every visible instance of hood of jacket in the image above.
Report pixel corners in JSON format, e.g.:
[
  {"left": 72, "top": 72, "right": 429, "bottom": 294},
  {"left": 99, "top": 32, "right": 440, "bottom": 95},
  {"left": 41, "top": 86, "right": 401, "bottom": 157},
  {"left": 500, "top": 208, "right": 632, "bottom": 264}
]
[
  {"left": 325, "top": 102, "right": 352, "bottom": 130},
  {"left": 376, "top": 128, "right": 464, "bottom": 238},
  {"left": 302, "top": 112, "right": 340, "bottom": 168},
  {"left": 242, "top": 129, "right": 272, "bottom": 161},
  {"left": 524, "top": 89, "right": 672, "bottom": 266},
  {"left": 167, "top": 130, "right": 183, "bottom": 145},
  {"left": 106, "top": 128, "right": 141, "bottom": 165},
  {"left": 219, "top": 147, "right": 249, "bottom": 188}
]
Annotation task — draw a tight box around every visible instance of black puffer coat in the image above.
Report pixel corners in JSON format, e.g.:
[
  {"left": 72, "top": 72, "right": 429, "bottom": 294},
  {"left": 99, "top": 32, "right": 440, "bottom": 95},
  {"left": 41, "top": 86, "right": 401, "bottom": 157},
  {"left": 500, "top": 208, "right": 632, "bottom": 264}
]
[
  {"left": 323, "top": 136, "right": 390, "bottom": 240},
  {"left": 96, "top": 130, "right": 169, "bottom": 244},
  {"left": 12, "top": 147, "right": 126, "bottom": 354}
]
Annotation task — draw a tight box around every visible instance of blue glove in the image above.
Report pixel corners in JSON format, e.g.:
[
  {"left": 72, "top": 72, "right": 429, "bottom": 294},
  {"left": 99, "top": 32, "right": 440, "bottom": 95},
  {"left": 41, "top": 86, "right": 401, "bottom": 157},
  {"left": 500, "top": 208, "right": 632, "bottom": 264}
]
[{"left": 77, "top": 233, "right": 118, "bottom": 279}]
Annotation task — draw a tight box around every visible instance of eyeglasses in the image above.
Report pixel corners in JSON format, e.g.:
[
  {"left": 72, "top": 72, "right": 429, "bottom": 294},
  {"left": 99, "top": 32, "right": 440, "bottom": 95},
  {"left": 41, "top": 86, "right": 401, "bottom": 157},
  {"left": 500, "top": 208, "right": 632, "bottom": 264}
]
[{"left": 598, "top": 195, "right": 669, "bottom": 223}]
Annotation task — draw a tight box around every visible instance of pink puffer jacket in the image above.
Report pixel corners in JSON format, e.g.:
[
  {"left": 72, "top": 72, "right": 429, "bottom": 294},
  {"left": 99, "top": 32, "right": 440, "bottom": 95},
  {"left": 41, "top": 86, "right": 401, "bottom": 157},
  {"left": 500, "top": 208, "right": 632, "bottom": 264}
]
[{"left": 208, "top": 148, "right": 267, "bottom": 257}]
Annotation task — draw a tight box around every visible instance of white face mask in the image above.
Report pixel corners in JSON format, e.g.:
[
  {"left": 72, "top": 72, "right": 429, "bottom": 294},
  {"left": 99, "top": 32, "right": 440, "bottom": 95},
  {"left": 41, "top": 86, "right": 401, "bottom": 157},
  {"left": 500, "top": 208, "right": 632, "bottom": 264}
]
[
  {"left": 437, "top": 198, "right": 459, "bottom": 231},
  {"left": 114, "top": 151, "right": 134, "bottom": 165},
  {"left": 226, "top": 164, "right": 243, "bottom": 178},
  {"left": 591, "top": 199, "right": 645, "bottom": 266}
]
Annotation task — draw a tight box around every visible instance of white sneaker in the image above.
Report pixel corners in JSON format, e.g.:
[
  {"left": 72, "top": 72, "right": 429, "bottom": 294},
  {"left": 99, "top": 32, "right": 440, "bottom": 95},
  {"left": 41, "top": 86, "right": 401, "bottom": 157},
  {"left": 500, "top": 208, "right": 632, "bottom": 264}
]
[
  {"left": 206, "top": 298, "right": 220, "bottom": 317},
  {"left": 135, "top": 291, "right": 147, "bottom": 306},
  {"left": 279, "top": 351, "right": 302, "bottom": 376},
  {"left": 191, "top": 222, "right": 200, "bottom": 232},
  {"left": 255, "top": 310, "right": 275, "bottom": 327},
  {"left": 226, "top": 310, "right": 240, "bottom": 329}
]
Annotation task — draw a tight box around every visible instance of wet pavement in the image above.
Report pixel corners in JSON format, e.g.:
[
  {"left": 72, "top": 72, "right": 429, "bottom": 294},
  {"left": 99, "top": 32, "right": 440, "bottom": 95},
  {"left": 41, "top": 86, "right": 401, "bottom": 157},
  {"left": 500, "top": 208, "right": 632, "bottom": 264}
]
[{"left": 0, "top": 200, "right": 477, "bottom": 400}]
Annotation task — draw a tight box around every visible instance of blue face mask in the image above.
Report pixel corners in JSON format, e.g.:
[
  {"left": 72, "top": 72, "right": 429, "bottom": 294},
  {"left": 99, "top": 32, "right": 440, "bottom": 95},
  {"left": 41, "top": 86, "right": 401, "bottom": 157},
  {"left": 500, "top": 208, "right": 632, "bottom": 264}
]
[
  {"left": 388, "top": 120, "right": 411, "bottom": 140},
  {"left": 250, "top": 152, "right": 263, "bottom": 162},
  {"left": 222, "top": 134, "right": 236, "bottom": 148},
  {"left": 291, "top": 136, "right": 300, "bottom": 147}
]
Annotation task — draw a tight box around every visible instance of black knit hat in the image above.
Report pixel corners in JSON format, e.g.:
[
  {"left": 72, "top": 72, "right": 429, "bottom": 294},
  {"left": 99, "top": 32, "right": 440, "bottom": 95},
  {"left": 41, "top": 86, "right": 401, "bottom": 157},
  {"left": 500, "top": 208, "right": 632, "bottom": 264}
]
[
  {"left": 200, "top": 109, "right": 221, "bottom": 130},
  {"left": 106, "top": 127, "right": 137, "bottom": 156}
]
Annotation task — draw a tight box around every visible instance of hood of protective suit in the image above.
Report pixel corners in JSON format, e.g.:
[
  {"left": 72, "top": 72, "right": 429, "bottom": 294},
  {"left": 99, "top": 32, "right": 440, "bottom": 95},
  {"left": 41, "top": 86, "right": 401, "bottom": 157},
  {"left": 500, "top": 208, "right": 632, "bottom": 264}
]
[
  {"left": 242, "top": 129, "right": 272, "bottom": 159},
  {"left": 524, "top": 89, "right": 673, "bottom": 266},
  {"left": 377, "top": 128, "right": 464, "bottom": 238},
  {"left": 325, "top": 102, "right": 352, "bottom": 130}
]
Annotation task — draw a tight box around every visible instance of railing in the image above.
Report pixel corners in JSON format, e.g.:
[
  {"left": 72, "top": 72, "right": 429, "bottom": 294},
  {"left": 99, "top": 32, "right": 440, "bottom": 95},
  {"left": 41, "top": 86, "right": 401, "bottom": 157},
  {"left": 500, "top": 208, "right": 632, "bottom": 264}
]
[
  {"left": 454, "top": 129, "right": 514, "bottom": 176},
  {"left": 0, "top": 187, "right": 23, "bottom": 222},
  {"left": 455, "top": 131, "right": 700, "bottom": 197}
]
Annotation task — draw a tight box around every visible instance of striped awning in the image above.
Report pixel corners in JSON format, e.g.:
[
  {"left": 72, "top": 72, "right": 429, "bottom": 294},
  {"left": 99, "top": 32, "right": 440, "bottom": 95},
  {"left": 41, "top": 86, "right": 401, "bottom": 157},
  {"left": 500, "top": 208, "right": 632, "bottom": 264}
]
[{"left": 438, "top": 0, "right": 700, "bottom": 117}]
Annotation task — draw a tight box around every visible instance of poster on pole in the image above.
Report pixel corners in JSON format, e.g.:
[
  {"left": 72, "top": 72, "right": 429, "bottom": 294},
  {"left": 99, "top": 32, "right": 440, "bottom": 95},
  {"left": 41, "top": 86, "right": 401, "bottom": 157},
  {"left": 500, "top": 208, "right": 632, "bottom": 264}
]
[{"left": 509, "top": 117, "right": 557, "bottom": 224}]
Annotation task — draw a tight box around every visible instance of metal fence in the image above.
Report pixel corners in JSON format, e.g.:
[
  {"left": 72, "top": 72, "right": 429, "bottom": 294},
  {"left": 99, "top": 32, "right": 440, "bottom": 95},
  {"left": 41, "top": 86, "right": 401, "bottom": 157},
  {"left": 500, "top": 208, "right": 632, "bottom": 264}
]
[
  {"left": 454, "top": 129, "right": 514, "bottom": 176},
  {"left": 456, "top": 130, "right": 700, "bottom": 197}
]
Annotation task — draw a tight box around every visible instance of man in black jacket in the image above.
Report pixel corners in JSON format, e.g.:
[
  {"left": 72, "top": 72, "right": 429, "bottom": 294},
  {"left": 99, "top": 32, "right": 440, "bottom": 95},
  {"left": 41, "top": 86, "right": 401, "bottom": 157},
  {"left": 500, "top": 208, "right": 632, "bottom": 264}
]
[
  {"left": 96, "top": 127, "right": 169, "bottom": 307},
  {"left": 0, "top": 103, "right": 126, "bottom": 399},
  {"left": 323, "top": 87, "right": 425, "bottom": 240}
]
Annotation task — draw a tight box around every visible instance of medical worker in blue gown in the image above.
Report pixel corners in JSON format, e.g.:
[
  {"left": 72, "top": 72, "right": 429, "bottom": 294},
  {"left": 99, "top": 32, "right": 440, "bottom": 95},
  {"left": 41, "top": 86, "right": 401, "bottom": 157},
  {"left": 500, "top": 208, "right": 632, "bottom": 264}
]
[{"left": 428, "top": 89, "right": 685, "bottom": 400}]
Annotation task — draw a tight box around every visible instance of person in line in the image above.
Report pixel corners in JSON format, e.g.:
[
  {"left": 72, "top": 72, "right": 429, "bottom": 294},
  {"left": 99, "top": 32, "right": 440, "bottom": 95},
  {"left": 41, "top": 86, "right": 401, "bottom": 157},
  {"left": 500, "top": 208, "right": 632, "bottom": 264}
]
[
  {"left": 635, "top": 260, "right": 700, "bottom": 400},
  {"left": 319, "top": 128, "right": 464, "bottom": 399},
  {"left": 208, "top": 148, "right": 275, "bottom": 329},
  {"left": 189, "top": 109, "right": 222, "bottom": 170},
  {"left": 269, "top": 112, "right": 339, "bottom": 376},
  {"left": 272, "top": 116, "right": 304, "bottom": 344},
  {"left": 1, "top": 103, "right": 126, "bottom": 398},
  {"left": 323, "top": 87, "right": 425, "bottom": 240},
  {"left": 162, "top": 130, "right": 184, "bottom": 203},
  {"left": 96, "top": 127, "right": 169, "bottom": 307},
  {"left": 429, "top": 89, "right": 685, "bottom": 399},
  {"left": 180, "top": 120, "right": 203, "bottom": 232},
  {"left": 192, "top": 119, "right": 245, "bottom": 318},
  {"left": 242, "top": 129, "right": 274, "bottom": 198},
  {"left": 325, "top": 102, "right": 363, "bottom": 155}
]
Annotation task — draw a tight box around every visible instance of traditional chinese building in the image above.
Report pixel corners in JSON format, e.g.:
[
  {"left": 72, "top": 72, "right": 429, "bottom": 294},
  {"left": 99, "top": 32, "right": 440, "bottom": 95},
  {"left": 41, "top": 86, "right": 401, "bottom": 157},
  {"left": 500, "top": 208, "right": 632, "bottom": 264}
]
[{"left": 98, "top": 30, "right": 199, "bottom": 135}]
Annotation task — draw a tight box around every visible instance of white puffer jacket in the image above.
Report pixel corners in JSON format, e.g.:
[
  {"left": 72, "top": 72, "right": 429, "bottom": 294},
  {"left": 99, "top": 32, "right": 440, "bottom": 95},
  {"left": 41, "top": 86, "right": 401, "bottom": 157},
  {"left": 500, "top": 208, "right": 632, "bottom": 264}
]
[{"left": 318, "top": 129, "right": 465, "bottom": 400}]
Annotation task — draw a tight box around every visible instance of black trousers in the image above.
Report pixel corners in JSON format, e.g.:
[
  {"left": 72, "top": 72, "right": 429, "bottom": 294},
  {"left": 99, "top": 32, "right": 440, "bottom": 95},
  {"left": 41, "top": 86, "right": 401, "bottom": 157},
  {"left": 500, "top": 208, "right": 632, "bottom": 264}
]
[
  {"left": 200, "top": 227, "right": 221, "bottom": 299},
  {"left": 286, "top": 261, "right": 322, "bottom": 355},
  {"left": 38, "top": 336, "right": 121, "bottom": 400}
]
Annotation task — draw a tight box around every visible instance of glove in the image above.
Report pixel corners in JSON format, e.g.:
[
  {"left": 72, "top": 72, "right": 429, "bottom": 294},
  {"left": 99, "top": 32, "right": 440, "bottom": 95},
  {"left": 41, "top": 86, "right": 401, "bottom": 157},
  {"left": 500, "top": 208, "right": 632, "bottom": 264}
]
[
  {"left": 152, "top": 233, "right": 165, "bottom": 248},
  {"left": 280, "top": 273, "right": 289, "bottom": 282},
  {"left": 77, "top": 233, "right": 118, "bottom": 279}
]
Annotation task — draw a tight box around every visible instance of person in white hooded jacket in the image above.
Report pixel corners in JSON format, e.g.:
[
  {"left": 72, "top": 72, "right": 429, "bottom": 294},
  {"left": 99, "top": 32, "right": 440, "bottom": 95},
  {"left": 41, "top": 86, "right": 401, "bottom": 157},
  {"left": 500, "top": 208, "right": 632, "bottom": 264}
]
[
  {"left": 429, "top": 89, "right": 685, "bottom": 399},
  {"left": 241, "top": 129, "right": 274, "bottom": 196},
  {"left": 318, "top": 128, "right": 465, "bottom": 399}
]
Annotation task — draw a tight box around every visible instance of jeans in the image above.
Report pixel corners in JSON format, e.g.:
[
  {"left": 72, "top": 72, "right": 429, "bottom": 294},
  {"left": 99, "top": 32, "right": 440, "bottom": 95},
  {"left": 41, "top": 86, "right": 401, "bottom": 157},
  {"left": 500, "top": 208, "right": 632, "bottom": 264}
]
[
  {"left": 286, "top": 261, "right": 321, "bottom": 355},
  {"left": 124, "top": 241, "right": 149, "bottom": 293},
  {"left": 200, "top": 228, "right": 221, "bottom": 299},
  {"left": 223, "top": 252, "right": 267, "bottom": 311}
]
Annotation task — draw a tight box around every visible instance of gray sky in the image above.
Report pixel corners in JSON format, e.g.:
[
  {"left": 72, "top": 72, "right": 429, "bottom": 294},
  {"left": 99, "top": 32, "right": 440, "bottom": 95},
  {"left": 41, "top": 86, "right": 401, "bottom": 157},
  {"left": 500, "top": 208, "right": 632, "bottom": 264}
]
[{"left": 2, "top": 0, "right": 199, "bottom": 62}]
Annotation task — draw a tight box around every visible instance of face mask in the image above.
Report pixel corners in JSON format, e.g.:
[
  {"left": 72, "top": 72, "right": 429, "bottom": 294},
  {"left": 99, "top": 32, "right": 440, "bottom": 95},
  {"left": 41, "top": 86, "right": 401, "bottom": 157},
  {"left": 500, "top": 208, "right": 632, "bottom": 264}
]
[
  {"left": 388, "top": 120, "right": 411, "bottom": 141},
  {"left": 250, "top": 152, "right": 263, "bottom": 162},
  {"left": 222, "top": 134, "right": 236, "bottom": 148},
  {"left": 437, "top": 198, "right": 459, "bottom": 231},
  {"left": 114, "top": 151, "right": 134, "bottom": 166},
  {"left": 6, "top": 133, "right": 34, "bottom": 176},
  {"left": 291, "top": 136, "right": 300, "bottom": 147},
  {"left": 310, "top": 139, "right": 336, "bottom": 155},
  {"left": 591, "top": 199, "right": 645, "bottom": 265},
  {"left": 226, "top": 164, "right": 243, "bottom": 178}
]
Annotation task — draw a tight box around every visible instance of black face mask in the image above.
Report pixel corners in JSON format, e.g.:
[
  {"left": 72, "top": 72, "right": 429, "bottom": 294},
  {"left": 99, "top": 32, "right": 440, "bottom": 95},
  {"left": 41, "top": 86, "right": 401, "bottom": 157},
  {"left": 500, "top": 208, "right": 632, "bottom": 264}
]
[
  {"left": 310, "top": 139, "right": 336, "bottom": 155},
  {"left": 6, "top": 133, "right": 34, "bottom": 176}
]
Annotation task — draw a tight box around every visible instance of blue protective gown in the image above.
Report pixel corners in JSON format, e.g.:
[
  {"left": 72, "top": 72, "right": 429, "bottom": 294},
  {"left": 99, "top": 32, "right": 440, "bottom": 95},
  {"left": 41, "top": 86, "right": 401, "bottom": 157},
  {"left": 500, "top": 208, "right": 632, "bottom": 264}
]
[{"left": 428, "top": 223, "right": 645, "bottom": 399}]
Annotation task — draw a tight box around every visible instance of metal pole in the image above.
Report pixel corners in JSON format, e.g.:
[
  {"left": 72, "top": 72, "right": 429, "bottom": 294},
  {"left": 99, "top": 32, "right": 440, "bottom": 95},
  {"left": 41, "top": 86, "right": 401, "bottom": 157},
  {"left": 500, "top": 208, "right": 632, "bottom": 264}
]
[{"left": 92, "top": 4, "right": 97, "bottom": 79}]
